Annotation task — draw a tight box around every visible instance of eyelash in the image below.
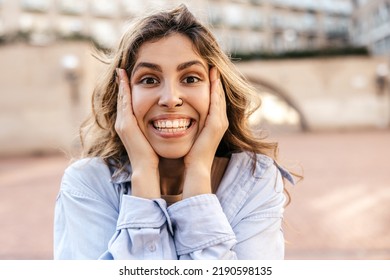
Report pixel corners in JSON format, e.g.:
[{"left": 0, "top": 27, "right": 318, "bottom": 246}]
[
  {"left": 138, "top": 75, "right": 202, "bottom": 85},
  {"left": 140, "top": 77, "right": 159, "bottom": 85},
  {"left": 182, "top": 76, "right": 201, "bottom": 84}
]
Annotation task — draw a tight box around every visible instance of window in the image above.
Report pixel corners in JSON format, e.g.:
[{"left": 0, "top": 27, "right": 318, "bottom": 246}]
[
  {"left": 121, "top": 0, "right": 144, "bottom": 16},
  {"left": 250, "top": 0, "right": 265, "bottom": 5},
  {"left": 57, "top": 18, "right": 84, "bottom": 37},
  {"left": 247, "top": 32, "right": 265, "bottom": 52},
  {"left": 91, "top": 0, "right": 118, "bottom": 18},
  {"left": 91, "top": 20, "right": 118, "bottom": 48},
  {"left": 21, "top": 0, "right": 50, "bottom": 12},
  {"left": 58, "top": 0, "right": 87, "bottom": 15},
  {"left": 208, "top": 4, "right": 223, "bottom": 26},
  {"left": 224, "top": 4, "right": 244, "bottom": 29},
  {"left": 248, "top": 9, "right": 265, "bottom": 30}
]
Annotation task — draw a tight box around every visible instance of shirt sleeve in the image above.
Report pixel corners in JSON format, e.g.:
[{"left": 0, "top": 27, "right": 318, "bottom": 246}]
[
  {"left": 54, "top": 185, "right": 118, "bottom": 259},
  {"left": 103, "top": 195, "right": 177, "bottom": 259},
  {"left": 168, "top": 194, "right": 237, "bottom": 259}
]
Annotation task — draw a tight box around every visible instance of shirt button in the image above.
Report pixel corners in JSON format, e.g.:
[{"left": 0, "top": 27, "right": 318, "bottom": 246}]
[{"left": 147, "top": 242, "right": 156, "bottom": 252}]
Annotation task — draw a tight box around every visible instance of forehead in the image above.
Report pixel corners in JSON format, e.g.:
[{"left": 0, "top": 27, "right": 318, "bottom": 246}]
[{"left": 135, "top": 33, "right": 207, "bottom": 67}]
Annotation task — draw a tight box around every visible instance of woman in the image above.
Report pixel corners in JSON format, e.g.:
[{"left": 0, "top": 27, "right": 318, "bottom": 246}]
[{"left": 54, "top": 4, "right": 294, "bottom": 260}]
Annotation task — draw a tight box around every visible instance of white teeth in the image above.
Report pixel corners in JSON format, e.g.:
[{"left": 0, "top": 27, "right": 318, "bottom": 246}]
[{"left": 153, "top": 118, "right": 191, "bottom": 131}]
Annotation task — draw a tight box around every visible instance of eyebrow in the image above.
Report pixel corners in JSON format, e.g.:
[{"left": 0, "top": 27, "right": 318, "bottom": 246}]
[
  {"left": 132, "top": 62, "right": 162, "bottom": 76},
  {"left": 132, "top": 60, "right": 207, "bottom": 76},
  {"left": 177, "top": 60, "right": 207, "bottom": 72}
]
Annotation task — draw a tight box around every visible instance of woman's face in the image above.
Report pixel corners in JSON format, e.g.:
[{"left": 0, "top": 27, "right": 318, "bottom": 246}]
[{"left": 130, "top": 33, "right": 210, "bottom": 159}]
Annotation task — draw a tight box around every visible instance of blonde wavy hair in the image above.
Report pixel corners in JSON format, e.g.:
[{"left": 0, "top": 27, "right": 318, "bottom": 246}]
[{"left": 80, "top": 4, "right": 280, "bottom": 173}]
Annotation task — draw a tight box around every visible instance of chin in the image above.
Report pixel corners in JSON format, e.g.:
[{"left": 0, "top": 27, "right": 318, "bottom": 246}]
[
  {"left": 155, "top": 147, "right": 190, "bottom": 160},
  {"left": 157, "top": 151, "right": 187, "bottom": 159}
]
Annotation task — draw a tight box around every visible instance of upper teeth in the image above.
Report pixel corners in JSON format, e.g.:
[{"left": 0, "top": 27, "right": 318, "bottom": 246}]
[{"left": 153, "top": 119, "right": 191, "bottom": 129}]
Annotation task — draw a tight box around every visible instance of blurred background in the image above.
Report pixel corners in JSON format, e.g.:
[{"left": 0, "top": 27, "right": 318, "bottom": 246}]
[{"left": 0, "top": 0, "right": 389, "bottom": 259}]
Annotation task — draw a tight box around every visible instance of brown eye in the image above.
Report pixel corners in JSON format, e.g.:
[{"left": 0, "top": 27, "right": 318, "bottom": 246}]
[
  {"left": 183, "top": 76, "right": 200, "bottom": 84},
  {"left": 140, "top": 77, "right": 159, "bottom": 85}
]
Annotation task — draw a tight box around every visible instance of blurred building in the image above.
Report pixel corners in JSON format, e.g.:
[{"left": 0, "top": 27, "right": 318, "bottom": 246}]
[
  {"left": 0, "top": 0, "right": 215, "bottom": 49},
  {"left": 0, "top": 0, "right": 134, "bottom": 48},
  {"left": 0, "top": 0, "right": 352, "bottom": 53},
  {"left": 208, "top": 0, "right": 352, "bottom": 54},
  {"left": 350, "top": 0, "right": 390, "bottom": 55}
]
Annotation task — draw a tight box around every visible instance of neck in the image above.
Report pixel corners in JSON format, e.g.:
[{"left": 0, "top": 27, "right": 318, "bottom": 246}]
[{"left": 159, "top": 157, "right": 185, "bottom": 196}]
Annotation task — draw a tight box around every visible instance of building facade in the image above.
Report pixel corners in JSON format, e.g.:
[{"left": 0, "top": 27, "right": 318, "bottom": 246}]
[
  {"left": 350, "top": 0, "right": 390, "bottom": 55},
  {"left": 0, "top": 0, "right": 352, "bottom": 53},
  {"left": 208, "top": 0, "right": 352, "bottom": 54}
]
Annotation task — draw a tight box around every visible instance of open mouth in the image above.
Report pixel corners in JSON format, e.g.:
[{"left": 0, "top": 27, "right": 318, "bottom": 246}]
[{"left": 152, "top": 118, "right": 193, "bottom": 133}]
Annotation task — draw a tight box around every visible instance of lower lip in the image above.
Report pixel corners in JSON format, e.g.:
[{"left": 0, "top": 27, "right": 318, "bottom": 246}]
[{"left": 150, "top": 122, "right": 195, "bottom": 138}]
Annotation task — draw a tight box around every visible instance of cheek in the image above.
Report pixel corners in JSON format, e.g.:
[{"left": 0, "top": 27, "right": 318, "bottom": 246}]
[
  {"left": 188, "top": 86, "right": 210, "bottom": 122},
  {"left": 131, "top": 87, "right": 150, "bottom": 122},
  {"left": 198, "top": 87, "right": 211, "bottom": 115},
  {"left": 198, "top": 96, "right": 210, "bottom": 116}
]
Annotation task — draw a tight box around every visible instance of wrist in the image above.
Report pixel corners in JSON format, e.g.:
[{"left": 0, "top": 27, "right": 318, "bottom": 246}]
[
  {"left": 182, "top": 165, "right": 212, "bottom": 198},
  {"left": 131, "top": 168, "right": 160, "bottom": 199},
  {"left": 184, "top": 157, "right": 213, "bottom": 173}
]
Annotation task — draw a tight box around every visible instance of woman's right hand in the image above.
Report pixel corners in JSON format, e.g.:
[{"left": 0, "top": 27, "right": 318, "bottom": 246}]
[{"left": 115, "top": 68, "right": 161, "bottom": 199}]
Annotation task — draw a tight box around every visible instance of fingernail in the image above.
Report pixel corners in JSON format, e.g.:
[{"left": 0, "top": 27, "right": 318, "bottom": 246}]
[{"left": 115, "top": 68, "right": 121, "bottom": 78}]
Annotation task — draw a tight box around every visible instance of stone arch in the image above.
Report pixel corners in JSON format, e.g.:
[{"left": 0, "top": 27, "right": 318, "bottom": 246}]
[{"left": 245, "top": 75, "right": 309, "bottom": 132}]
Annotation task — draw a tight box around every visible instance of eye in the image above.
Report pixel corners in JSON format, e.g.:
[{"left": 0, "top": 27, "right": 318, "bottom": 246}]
[
  {"left": 140, "top": 77, "right": 159, "bottom": 85},
  {"left": 182, "top": 76, "right": 200, "bottom": 84}
]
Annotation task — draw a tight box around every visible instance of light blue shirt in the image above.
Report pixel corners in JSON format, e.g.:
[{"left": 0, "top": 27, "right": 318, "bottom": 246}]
[{"left": 54, "top": 152, "right": 294, "bottom": 259}]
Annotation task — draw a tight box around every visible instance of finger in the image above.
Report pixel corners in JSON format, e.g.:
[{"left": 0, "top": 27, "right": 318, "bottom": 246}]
[
  {"left": 209, "top": 66, "right": 218, "bottom": 83},
  {"left": 210, "top": 75, "right": 226, "bottom": 111},
  {"left": 209, "top": 70, "right": 228, "bottom": 131},
  {"left": 116, "top": 68, "right": 132, "bottom": 113},
  {"left": 209, "top": 67, "right": 224, "bottom": 99},
  {"left": 209, "top": 67, "right": 220, "bottom": 103}
]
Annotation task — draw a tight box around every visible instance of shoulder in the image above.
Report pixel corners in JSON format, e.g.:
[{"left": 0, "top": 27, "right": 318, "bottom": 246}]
[
  {"left": 60, "top": 157, "right": 119, "bottom": 203},
  {"left": 228, "top": 152, "right": 293, "bottom": 187},
  {"left": 62, "top": 157, "right": 111, "bottom": 184},
  {"left": 217, "top": 152, "right": 287, "bottom": 222},
  {"left": 227, "top": 152, "right": 277, "bottom": 179}
]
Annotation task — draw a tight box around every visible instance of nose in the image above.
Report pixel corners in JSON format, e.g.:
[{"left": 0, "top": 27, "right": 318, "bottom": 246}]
[{"left": 158, "top": 82, "right": 183, "bottom": 108}]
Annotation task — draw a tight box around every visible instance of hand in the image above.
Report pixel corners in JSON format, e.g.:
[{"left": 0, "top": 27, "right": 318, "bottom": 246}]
[
  {"left": 115, "top": 68, "right": 160, "bottom": 199},
  {"left": 182, "top": 67, "right": 229, "bottom": 198}
]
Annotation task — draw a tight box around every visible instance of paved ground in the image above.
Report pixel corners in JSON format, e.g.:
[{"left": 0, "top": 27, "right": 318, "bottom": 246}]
[
  {"left": 276, "top": 129, "right": 390, "bottom": 259},
  {"left": 0, "top": 129, "right": 389, "bottom": 259}
]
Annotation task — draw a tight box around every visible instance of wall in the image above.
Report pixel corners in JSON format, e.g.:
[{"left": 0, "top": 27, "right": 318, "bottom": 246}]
[
  {"left": 237, "top": 56, "right": 390, "bottom": 130},
  {"left": 0, "top": 42, "right": 105, "bottom": 156}
]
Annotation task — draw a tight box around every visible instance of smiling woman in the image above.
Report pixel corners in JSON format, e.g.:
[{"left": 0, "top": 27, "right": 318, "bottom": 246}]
[{"left": 53, "top": 4, "right": 295, "bottom": 260}]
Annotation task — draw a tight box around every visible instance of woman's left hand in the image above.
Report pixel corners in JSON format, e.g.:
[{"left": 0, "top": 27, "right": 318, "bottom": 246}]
[{"left": 182, "top": 67, "right": 228, "bottom": 198}]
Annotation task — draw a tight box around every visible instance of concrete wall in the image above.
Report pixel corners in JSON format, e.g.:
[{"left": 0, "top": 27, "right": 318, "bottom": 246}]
[
  {"left": 0, "top": 42, "right": 105, "bottom": 156},
  {"left": 1, "top": 42, "right": 389, "bottom": 156},
  {"left": 237, "top": 56, "right": 390, "bottom": 130}
]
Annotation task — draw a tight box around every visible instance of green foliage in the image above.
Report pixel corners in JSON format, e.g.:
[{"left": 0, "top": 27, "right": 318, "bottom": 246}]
[{"left": 231, "top": 46, "right": 369, "bottom": 61}]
